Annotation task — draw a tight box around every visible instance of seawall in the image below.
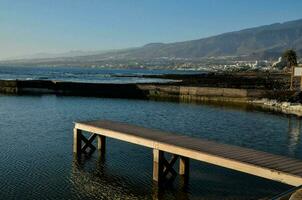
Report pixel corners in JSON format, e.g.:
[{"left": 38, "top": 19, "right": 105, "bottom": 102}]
[
  {"left": 138, "top": 84, "right": 269, "bottom": 103},
  {"left": 0, "top": 80, "right": 271, "bottom": 102},
  {"left": 2, "top": 79, "right": 301, "bottom": 116}
]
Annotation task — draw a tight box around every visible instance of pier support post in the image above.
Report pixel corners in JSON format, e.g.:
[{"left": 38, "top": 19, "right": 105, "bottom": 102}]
[
  {"left": 179, "top": 156, "right": 189, "bottom": 177},
  {"left": 153, "top": 149, "right": 164, "bottom": 185},
  {"left": 73, "top": 128, "right": 82, "bottom": 155},
  {"left": 73, "top": 128, "right": 98, "bottom": 156},
  {"left": 97, "top": 135, "right": 106, "bottom": 156},
  {"left": 179, "top": 156, "right": 190, "bottom": 187},
  {"left": 153, "top": 150, "right": 184, "bottom": 186}
]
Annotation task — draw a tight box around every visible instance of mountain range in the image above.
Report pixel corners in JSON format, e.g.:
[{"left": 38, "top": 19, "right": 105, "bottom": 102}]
[{"left": 2, "top": 18, "right": 302, "bottom": 65}]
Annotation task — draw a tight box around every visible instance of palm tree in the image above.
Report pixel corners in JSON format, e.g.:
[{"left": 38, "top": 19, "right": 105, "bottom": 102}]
[
  {"left": 283, "top": 49, "right": 298, "bottom": 90},
  {"left": 283, "top": 49, "right": 298, "bottom": 68}
]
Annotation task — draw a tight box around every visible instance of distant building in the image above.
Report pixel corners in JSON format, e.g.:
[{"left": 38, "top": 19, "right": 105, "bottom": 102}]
[
  {"left": 252, "top": 60, "right": 267, "bottom": 68},
  {"left": 272, "top": 57, "right": 282, "bottom": 66},
  {"left": 272, "top": 57, "right": 287, "bottom": 69}
]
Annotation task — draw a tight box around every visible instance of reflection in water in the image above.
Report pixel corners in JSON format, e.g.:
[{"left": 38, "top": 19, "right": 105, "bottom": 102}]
[
  {"left": 151, "top": 182, "right": 189, "bottom": 200},
  {"left": 287, "top": 117, "right": 301, "bottom": 156},
  {"left": 0, "top": 95, "right": 297, "bottom": 199},
  {"left": 71, "top": 154, "right": 190, "bottom": 200},
  {"left": 71, "top": 154, "right": 143, "bottom": 199}
]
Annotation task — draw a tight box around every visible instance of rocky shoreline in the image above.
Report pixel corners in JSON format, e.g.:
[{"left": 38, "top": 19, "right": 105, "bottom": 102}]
[
  {"left": 250, "top": 99, "right": 302, "bottom": 117},
  {"left": 1, "top": 71, "right": 301, "bottom": 117}
]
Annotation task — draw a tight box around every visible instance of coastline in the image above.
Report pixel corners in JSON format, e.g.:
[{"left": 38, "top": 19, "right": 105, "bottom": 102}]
[
  {"left": 1, "top": 78, "right": 302, "bottom": 117},
  {"left": 249, "top": 99, "right": 302, "bottom": 117}
]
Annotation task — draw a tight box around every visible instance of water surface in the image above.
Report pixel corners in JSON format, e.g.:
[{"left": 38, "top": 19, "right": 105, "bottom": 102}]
[
  {"left": 0, "top": 66, "right": 198, "bottom": 83},
  {"left": 0, "top": 94, "right": 300, "bottom": 199}
]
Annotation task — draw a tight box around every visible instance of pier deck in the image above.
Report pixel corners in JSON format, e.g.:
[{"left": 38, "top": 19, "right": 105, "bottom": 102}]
[{"left": 74, "top": 120, "right": 302, "bottom": 186}]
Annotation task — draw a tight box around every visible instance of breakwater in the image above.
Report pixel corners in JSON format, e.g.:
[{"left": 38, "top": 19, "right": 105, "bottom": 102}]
[
  {"left": 0, "top": 80, "right": 147, "bottom": 98},
  {"left": 0, "top": 80, "right": 272, "bottom": 102},
  {"left": 4, "top": 79, "right": 302, "bottom": 116}
]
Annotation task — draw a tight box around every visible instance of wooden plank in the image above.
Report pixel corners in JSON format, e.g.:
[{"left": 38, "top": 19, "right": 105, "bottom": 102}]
[
  {"left": 97, "top": 135, "right": 106, "bottom": 154},
  {"left": 74, "top": 120, "right": 302, "bottom": 186},
  {"left": 179, "top": 156, "right": 190, "bottom": 187},
  {"left": 179, "top": 156, "right": 189, "bottom": 177},
  {"left": 80, "top": 133, "right": 97, "bottom": 153},
  {"left": 153, "top": 149, "right": 164, "bottom": 184},
  {"left": 155, "top": 141, "right": 302, "bottom": 186},
  {"left": 73, "top": 128, "right": 82, "bottom": 154},
  {"left": 162, "top": 155, "right": 178, "bottom": 178}
]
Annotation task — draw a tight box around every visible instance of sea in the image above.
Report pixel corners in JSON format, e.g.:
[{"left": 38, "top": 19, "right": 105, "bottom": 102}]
[
  {"left": 0, "top": 66, "right": 300, "bottom": 199},
  {"left": 0, "top": 66, "right": 198, "bottom": 83}
]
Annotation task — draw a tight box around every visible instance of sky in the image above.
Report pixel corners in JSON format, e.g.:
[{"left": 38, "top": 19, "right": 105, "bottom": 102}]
[{"left": 1, "top": 0, "right": 302, "bottom": 60}]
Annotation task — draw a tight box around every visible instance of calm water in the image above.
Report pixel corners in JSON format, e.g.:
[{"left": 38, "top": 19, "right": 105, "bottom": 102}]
[
  {"left": 0, "top": 94, "right": 301, "bottom": 199},
  {"left": 0, "top": 66, "right": 198, "bottom": 83}
]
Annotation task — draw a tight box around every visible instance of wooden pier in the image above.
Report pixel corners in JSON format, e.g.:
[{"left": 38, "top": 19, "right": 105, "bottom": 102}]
[{"left": 73, "top": 120, "right": 302, "bottom": 186}]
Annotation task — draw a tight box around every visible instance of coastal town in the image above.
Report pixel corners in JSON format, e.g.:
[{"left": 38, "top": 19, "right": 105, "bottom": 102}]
[
  {"left": 3, "top": 48, "right": 301, "bottom": 73},
  {"left": 3, "top": 55, "right": 301, "bottom": 72}
]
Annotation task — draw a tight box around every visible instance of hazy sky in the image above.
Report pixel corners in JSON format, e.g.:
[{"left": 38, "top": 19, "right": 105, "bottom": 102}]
[{"left": 1, "top": 0, "right": 302, "bottom": 60}]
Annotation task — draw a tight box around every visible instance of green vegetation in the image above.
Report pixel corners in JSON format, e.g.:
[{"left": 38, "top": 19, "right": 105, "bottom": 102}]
[{"left": 282, "top": 49, "right": 298, "bottom": 68}]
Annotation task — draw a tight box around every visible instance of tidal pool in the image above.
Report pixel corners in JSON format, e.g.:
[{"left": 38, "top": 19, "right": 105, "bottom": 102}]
[{"left": 0, "top": 94, "right": 300, "bottom": 199}]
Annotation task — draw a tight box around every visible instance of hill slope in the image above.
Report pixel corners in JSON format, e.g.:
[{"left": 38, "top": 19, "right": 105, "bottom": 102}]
[
  {"left": 118, "top": 19, "right": 302, "bottom": 60},
  {"left": 2, "top": 18, "right": 302, "bottom": 64}
]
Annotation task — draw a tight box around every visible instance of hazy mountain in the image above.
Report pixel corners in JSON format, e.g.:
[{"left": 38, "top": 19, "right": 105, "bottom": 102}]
[
  {"left": 2, "top": 18, "right": 302, "bottom": 65},
  {"left": 4, "top": 50, "right": 117, "bottom": 60},
  {"left": 115, "top": 18, "right": 302, "bottom": 60}
]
